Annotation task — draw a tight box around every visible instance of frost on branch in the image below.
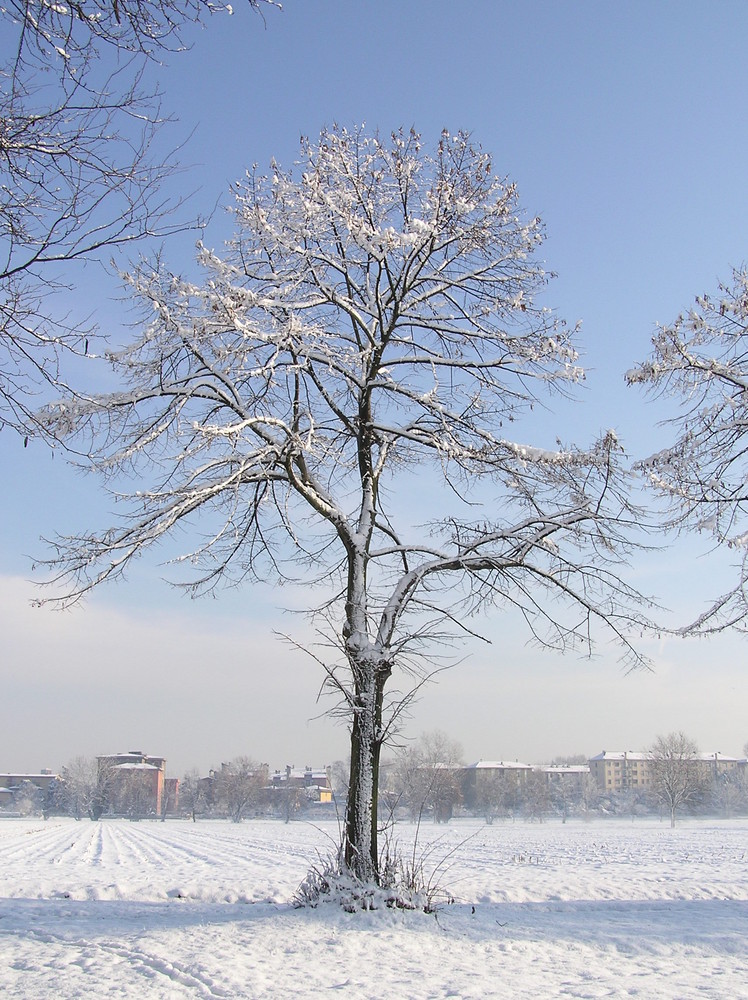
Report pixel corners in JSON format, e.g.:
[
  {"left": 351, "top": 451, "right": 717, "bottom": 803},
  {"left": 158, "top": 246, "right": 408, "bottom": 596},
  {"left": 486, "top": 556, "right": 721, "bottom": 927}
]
[
  {"left": 0, "top": 0, "right": 276, "bottom": 434},
  {"left": 39, "top": 125, "right": 655, "bottom": 880},
  {"left": 629, "top": 265, "right": 748, "bottom": 631}
]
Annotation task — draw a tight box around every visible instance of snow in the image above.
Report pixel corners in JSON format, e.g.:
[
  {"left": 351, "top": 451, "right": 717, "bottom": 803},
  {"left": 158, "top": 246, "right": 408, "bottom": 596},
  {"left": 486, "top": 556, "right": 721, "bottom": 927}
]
[
  {"left": 1, "top": 817, "right": 747, "bottom": 998},
  {"left": 589, "top": 750, "right": 649, "bottom": 761},
  {"left": 465, "top": 759, "right": 532, "bottom": 770}
]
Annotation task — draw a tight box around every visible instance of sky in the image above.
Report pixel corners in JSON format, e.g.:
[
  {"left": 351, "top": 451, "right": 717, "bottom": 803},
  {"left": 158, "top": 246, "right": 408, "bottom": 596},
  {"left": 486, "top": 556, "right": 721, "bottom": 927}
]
[{"left": 2, "top": 0, "right": 748, "bottom": 778}]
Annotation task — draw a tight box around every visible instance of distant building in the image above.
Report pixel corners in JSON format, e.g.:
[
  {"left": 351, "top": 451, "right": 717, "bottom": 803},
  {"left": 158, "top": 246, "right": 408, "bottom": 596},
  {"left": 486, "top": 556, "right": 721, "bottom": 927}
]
[
  {"left": 588, "top": 750, "right": 742, "bottom": 793},
  {"left": 164, "top": 777, "right": 179, "bottom": 813},
  {"left": 0, "top": 770, "right": 58, "bottom": 811},
  {"left": 588, "top": 751, "right": 650, "bottom": 792},
  {"left": 696, "top": 752, "right": 742, "bottom": 782},
  {"left": 460, "top": 760, "right": 533, "bottom": 809},
  {"left": 97, "top": 751, "right": 177, "bottom": 816},
  {"left": 271, "top": 765, "right": 333, "bottom": 803},
  {"left": 0, "top": 770, "right": 57, "bottom": 793},
  {"left": 536, "top": 763, "right": 591, "bottom": 792}
]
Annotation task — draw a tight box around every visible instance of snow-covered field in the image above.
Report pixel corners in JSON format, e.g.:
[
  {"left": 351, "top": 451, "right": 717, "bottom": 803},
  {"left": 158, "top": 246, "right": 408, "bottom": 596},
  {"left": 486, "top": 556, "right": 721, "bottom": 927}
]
[{"left": 1, "top": 817, "right": 747, "bottom": 998}]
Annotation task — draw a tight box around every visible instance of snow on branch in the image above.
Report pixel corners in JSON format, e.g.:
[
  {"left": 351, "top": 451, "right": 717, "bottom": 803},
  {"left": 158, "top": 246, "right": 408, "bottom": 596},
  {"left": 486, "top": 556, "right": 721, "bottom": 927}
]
[
  {"left": 630, "top": 265, "right": 748, "bottom": 631},
  {"left": 39, "top": 126, "right": 654, "bottom": 673}
]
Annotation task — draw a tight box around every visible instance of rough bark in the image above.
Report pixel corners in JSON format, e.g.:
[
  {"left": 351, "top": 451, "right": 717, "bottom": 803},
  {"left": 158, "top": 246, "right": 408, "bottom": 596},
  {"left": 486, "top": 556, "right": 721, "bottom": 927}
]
[{"left": 343, "top": 651, "right": 391, "bottom": 880}]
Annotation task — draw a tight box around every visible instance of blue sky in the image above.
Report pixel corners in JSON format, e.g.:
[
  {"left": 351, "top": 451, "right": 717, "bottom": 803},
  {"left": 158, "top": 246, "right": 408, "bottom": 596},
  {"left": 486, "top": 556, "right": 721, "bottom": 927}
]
[{"left": 2, "top": 1, "right": 748, "bottom": 776}]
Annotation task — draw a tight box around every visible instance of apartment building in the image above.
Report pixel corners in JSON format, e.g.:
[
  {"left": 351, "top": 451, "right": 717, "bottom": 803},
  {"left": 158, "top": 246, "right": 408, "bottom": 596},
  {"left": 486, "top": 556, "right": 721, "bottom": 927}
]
[
  {"left": 460, "top": 759, "right": 534, "bottom": 809},
  {"left": 97, "top": 750, "right": 176, "bottom": 816},
  {"left": 588, "top": 751, "right": 650, "bottom": 792},
  {"left": 588, "top": 750, "right": 743, "bottom": 793}
]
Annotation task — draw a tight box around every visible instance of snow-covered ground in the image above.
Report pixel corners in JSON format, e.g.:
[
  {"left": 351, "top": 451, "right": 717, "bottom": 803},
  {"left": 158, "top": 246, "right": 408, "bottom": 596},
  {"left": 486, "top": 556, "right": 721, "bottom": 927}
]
[{"left": 1, "top": 816, "right": 747, "bottom": 998}]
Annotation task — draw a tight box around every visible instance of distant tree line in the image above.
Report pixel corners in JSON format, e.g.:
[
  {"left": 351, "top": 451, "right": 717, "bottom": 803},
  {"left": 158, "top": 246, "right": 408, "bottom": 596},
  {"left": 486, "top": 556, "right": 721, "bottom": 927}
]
[
  {"left": 376, "top": 731, "right": 748, "bottom": 828},
  {"left": 28, "top": 755, "right": 330, "bottom": 822},
  {"left": 5, "top": 731, "right": 746, "bottom": 827}
]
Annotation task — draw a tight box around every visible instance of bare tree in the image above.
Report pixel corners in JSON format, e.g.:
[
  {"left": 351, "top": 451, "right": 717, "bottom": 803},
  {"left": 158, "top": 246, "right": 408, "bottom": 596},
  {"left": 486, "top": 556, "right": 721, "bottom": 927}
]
[
  {"left": 117, "top": 769, "right": 158, "bottom": 818},
  {"left": 1, "top": 0, "right": 274, "bottom": 433},
  {"left": 214, "top": 757, "right": 267, "bottom": 822},
  {"left": 628, "top": 267, "right": 748, "bottom": 632},
  {"left": 648, "top": 731, "right": 704, "bottom": 828},
  {"left": 393, "top": 747, "right": 431, "bottom": 824},
  {"left": 616, "top": 785, "right": 653, "bottom": 823},
  {"left": 394, "top": 730, "right": 463, "bottom": 824},
  {"left": 547, "top": 773, "right": 574, "bottom": 823},
  {"left": 179, "top": 768, "right": 208, "bottom": 822},
  {"left": 578, "top": 772, "right": 600, "bottom": 819},
  {"left": 711, "top": 768, "right": 747, "bottom": 819},
  {"left": 59, "top": 755, "right": 101, "bottom": 820},
  {"left": 6, "top": 1, "right": 274, "bottom": 54},
  {"left": 160, "top": 776, "right": 178, "bottom": 820},
  {"left": 90, "top": 757, "right": 121, "bottom": 819},
  {"left": 520, "top": 770, "right": 551, "bottom": 823},
  {"left": 39, "top": 126, "right": 655, "bottom": 882},
  {"left": 273, "top": 783, "right": 308, "bottom": 823},
  {"left": 329, "top": 758, "right": 350, "bottom": 806},
  {"left": 473, "top": 771, "right": 517, "bottom": 824},
  {"left": 56, "top": 755, "right": 118, "bottom": 819}
]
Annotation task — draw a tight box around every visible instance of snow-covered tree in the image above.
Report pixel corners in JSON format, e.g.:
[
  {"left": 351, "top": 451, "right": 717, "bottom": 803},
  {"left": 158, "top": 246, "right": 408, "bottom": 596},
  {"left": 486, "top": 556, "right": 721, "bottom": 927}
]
[
  {"left": 273, "top": 783, "right": 308, "bottom": 824},
  {"left": 59, "top": 756, "right": 102, "bottom": 820},
  {"left": 213, "top": 757, "right": 267, "bottom": 822},
  {"left": 628, "top": 268, "right": 748, "bottom": 631},
  {"left": 40, "top": 126, "right": 654, "bottom": 882},
  {"left": 117, "top": 769, "right": 159, "bottom": 819},
  {"left": 14, "top": 779, "right": 44, "bottom": 816},
  {"left": 711, "top": 768, "right": 747, "bottom": 819},
  {"left": 647, "top": 731, "right": 703, "bottom": 828},
  {"left": 578, "top": 772, "right": 600, "bottom": 819},
  {"left": 179, "top": 768, "right": 208, "bottom": 822},
  {"left": 520, "top": 770, "right": 551, "bottom": 823},
  {"left": 1, "top": 0, "right": 274, "bottom": 433},
  {"left": 473, "top": 770, "right": 517, "bottom": 824},
  {"left": 393, "top": 730, "right": 464, "bottom": 824}
]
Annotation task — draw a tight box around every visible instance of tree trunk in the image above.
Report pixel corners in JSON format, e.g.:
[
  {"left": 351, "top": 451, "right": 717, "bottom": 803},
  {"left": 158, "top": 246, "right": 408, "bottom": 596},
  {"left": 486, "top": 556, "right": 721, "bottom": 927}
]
[{"left": 343, "top": 662, "right": 390, "bottom": 882}]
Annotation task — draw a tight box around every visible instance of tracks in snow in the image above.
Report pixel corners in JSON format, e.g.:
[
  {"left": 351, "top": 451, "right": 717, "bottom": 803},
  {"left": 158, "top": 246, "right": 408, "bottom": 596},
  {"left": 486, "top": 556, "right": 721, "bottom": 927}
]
[{"left": 0, "top": 819, "right": 321, "bottom": 903}]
